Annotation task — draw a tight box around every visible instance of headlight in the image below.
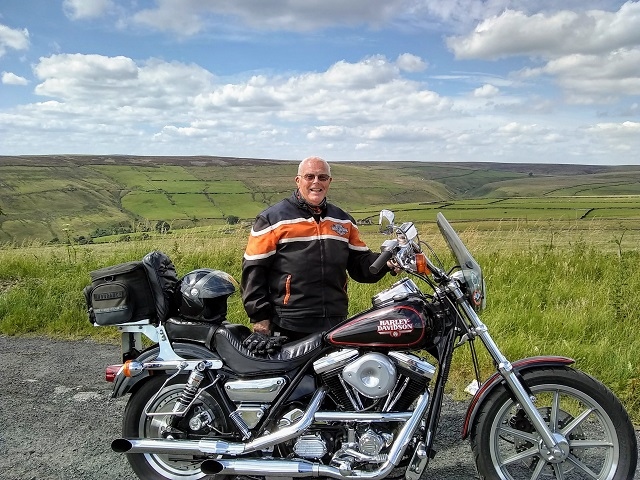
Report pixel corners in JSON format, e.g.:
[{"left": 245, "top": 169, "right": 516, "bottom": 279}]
[{"left": 451, "top": 271, "right": 486, "bottom": 311}]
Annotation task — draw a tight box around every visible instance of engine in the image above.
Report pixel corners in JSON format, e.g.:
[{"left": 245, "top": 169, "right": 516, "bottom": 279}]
[
  {"left": 314, "top": 350, "right": 435, "bottom": 413},
  {"left": 276, "top": 350, "right": 435, "bottom": 465}
]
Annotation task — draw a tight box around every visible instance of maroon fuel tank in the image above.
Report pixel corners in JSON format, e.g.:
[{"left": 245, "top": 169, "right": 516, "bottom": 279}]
[{"left": 326, "top": 296, "right": 432, "bottom": 349}]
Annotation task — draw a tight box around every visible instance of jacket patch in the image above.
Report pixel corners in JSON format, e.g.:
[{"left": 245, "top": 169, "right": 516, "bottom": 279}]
[{"left": 331, "top": 223, "right": 348, "bottom": 236}]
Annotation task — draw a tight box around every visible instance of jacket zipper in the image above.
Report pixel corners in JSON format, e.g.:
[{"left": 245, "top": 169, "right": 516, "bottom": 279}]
[
  {"left": 283, "top": 274, "right": 292, "bottom": 305},
  {"left": 317, "top": 219, "right": 327, "bottom": 316}
]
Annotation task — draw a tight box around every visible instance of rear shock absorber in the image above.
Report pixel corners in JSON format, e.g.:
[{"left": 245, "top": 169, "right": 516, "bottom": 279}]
[{"left": 166, "top": 362, "right": 209, "bottom": 431}]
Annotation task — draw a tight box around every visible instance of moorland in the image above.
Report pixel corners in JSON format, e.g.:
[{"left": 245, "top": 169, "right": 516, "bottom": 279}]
[{"left": 2, "top": 154, "right": 640, "bottom": 245}]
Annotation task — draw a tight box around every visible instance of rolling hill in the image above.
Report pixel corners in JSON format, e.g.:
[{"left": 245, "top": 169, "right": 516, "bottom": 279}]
[{"left": 2, "top": 155, "right": 640, "bottom": 244}]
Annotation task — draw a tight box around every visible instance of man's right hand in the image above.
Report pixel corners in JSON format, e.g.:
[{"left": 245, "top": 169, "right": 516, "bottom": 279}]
[{"left": 252, "top": 319, "right": 271, "bottom": 334}]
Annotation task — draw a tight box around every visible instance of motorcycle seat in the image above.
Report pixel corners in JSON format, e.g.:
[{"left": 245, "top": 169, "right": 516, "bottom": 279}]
[{"left": 213, "top": 323, "right": 324, "bottom": 376}]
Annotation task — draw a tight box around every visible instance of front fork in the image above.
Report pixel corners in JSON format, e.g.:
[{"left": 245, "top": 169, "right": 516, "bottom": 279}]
[{"left": 448, "top": 284, "right": 570, "bottom": 462}]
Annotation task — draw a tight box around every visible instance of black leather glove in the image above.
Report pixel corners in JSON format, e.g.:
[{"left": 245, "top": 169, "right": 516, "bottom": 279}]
[
  {"left": 264, "top": 335, "right": 288, "bottom": 355},
  {"left": 243, "top": 332, "right": 270, "bottom": 354},
  {"left": 243, "top": 332, "right": 288, "bottom": 355}
]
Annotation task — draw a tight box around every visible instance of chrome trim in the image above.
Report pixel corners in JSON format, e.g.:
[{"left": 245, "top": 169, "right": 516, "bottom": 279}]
[
  {"left": 388, "top": 351, "right": 436, "bottom": 380},
  {"left": 202, "top": 392, "right": 431, "bottom": 479},
  {"left": 225, "top": 377, "right": 286, "bottom": 402},
  {"left": 342, "top": 353, "right": 397, "bottom": 399},
  {"left": 315, "top": 412, "right": 412, "bottom": 422},
  {"left": 372, "top": 278, "right": 420, "bottom": 306},
  {"left": 233, "top": 405, "right": 268, "bottom": 429},
  {"left": 313, "top": 349, "right": 358, "bottom": 375},
  {"left": 112, "top": 387, "right": 327, "bottom": 456}
]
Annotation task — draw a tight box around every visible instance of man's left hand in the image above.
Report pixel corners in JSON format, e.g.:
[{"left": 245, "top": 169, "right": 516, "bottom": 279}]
[{"left": 243, "top": 332, "right": 288, "bottom": 355}]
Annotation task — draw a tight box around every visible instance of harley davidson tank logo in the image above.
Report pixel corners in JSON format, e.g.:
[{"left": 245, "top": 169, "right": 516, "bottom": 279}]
[
  {"left": 331, "top": 223, "right": 348, "bottom": 236},
  {"left": 377, "top": 318, "right": 414, "bottom": 337}
]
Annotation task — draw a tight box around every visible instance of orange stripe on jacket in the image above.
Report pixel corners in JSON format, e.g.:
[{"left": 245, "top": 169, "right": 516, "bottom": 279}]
[{"left": 245, "top": 217, "right": 363, "bottom": 258}]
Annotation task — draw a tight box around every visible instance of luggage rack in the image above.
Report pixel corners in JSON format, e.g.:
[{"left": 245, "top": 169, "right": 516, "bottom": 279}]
[{"left": 113, "top": 319, "right": 157, "bottom": 362}]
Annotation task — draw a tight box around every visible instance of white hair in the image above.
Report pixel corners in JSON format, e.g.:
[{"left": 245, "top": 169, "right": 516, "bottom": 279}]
[{"left": 298, "top": 156, "right": 331, "bottom": 176}]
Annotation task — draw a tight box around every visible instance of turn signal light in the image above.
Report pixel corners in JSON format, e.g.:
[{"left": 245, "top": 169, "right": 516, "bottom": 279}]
[
  {"left": 122, "top": 360, "right": 144, "bottom": 377},
  {"left": 105, "top": 364, "right": 123, "bottom": 383},
  {"left": 415, "top": 253, "right": 430, "bottom": 275}
]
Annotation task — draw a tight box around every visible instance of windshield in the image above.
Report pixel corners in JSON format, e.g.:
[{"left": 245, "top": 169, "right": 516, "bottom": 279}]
[{"left": 436, "top": 213, "right": 485, "bottom": 309}]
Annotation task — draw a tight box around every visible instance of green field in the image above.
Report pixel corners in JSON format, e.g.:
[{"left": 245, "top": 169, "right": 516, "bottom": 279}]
[{"left": 3, "top": 155, "right": 640, "bottom": 244}]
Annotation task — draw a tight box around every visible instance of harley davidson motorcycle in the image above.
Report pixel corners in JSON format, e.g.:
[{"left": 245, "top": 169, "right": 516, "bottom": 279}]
[{"left": 89, "top": 211, "right": 637, "bottom": 480}]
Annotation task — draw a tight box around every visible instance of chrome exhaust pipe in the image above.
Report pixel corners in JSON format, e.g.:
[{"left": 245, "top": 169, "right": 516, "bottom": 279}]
[
  {"left": 201, "top": 458, "right": 331, "bottom": 477},
  {"left": 111, "top": 438, "right": 244, "bottom": 455},
  {"left": 112, "top": 387, "right": 327, "bottom": 456},
  {"left": 112, "top": 438, "right": 203, "bottom": 454},
  {"left": 202, "top": 392, "right": 431, "bottom": 480}
]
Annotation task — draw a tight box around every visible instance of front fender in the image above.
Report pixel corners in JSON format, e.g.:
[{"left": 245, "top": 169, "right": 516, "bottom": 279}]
[
  {"left": 111, "top": 342, "right": 219, "bottom": 398},
  {"left": 461, "top": 356, "right": 574, "bottom": 439}
]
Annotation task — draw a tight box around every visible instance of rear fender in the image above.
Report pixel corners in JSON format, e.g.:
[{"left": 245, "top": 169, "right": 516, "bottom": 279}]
[
  {"left": 461, "top": 356, "right": 574, "bottom": 439},
  {"left": 111, "top": 342, "right": 219, "bottom": 398}
]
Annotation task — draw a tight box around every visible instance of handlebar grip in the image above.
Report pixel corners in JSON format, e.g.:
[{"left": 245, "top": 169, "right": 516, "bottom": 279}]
[{"left": 369, "top": 249, "right": 393, "bottom": 275}]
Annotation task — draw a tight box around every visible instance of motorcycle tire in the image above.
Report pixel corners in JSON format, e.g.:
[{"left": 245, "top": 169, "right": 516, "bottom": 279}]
[
  {"left": 470, "top": 366, "right": 637, "bottom": 480},
  {"left": 122, "top": 373, "right": 230, "bottom": 480}
]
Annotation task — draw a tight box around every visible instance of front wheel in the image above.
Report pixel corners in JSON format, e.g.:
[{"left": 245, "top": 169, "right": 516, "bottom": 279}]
[
  {"left": 123, "top": 374, "right": 230, "bottom": 480},
  {"left": 470, "top": 367, "right": 637, "bottom": 480}
]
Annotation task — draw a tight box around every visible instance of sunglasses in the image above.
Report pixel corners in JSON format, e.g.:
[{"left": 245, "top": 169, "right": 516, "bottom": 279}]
[{"left": 300, "top": 173, "right": 331, "bottom": 182}]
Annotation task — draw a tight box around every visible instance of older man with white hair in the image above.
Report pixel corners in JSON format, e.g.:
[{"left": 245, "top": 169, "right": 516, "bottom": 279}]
[{"left": 241, "top": 156, "right": 392, "bottom": 351}]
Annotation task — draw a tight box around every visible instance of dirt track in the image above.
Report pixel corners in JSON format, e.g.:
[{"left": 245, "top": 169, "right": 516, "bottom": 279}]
[{"left": 0, "top": 335, "right": 637, "bottom": 480}]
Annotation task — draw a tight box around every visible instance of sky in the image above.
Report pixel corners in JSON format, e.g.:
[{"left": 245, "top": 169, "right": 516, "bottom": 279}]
[{"left": 1, "top": 1, "right": 639, "bottom": 165}]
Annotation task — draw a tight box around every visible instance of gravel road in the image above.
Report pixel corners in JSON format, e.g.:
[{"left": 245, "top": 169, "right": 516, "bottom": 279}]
[{"left": 0, "top": 335, "right": 637, "bottom": 480}]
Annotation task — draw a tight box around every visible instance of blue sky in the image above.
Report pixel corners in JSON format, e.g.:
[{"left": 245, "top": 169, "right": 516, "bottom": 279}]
[{"left": 1, "top": 0, "right": 639, "bottom": 164}]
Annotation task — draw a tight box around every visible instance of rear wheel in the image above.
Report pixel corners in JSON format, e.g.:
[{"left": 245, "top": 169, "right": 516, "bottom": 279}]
[
  {"left": 470, "top": 367, "right": 637, "bottom": 480},
  {"left": 123, "top": 374, "right": 230, "bottom": 480}
]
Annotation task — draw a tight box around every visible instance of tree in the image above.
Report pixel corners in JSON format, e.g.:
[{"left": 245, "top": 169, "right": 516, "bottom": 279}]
[
  {"left": 155, "top": 220, "right": 171, "bottom": 234},
  {"left": 226, "top": 215, "right": 240, "bottom": 225}
]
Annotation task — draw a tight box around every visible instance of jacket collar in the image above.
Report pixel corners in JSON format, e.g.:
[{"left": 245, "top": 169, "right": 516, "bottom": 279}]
[{"left": 292, "top": 189, "right": 327, "bottom": 216}]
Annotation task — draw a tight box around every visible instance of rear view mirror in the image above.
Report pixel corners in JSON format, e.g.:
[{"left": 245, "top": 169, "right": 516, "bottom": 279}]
[
  {"left": 379, "top": 210, "right": 395, "bottom": 234},
  {"left": 398, "top": 222, "right": 418, "bottom": 243}
]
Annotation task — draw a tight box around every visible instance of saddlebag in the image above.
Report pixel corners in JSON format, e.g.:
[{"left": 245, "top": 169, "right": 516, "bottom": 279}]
[{"left": 84, "top": 251, "right": 178, "bottom": 326}]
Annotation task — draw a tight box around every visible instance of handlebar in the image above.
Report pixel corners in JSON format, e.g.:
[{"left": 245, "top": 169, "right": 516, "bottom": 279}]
[{"left": 369, "top": 249, "right": 394, "bottom": 275}]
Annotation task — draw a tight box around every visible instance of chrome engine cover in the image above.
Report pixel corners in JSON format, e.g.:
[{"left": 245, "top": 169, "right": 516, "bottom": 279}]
[
  {"left": 293, "top": 433, "right": 327, "bottom": 459},
  {"left": 359, "top": 429, "right": 388, "bottom": 456},
  {"left": 342, "top": 353, "right": 397, "bottom": 399},
  {"left": 224, "top": 377, "right": 286, "bottom": 402}
]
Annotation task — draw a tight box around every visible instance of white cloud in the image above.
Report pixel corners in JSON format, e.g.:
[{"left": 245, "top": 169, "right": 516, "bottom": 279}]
[
  {"left": 447, "top": 2, "right": 640, "bottom": 60},
  {"left": 194, "top": 54, "right": 449, "bottom": 126},
  {"left": 473, "top": 84, "right": 499, "bottom": 98},
  {"left": 396, "top": 53, "right": 428, "bottom": 73},
  {"left": 32, "top": 54, "right": 214, "bottom": 112},
  {"left": 588, "top": 120, "right": 640, "bottom": 137},
  {"left": 586, "top": 121, "right": 640, "bottom": 153},
  {"left": 0, "top": 24, "right": 29, "bottom": 57},
  {"left": 1, "top": 72, "right": 28, "bottom": 85},
  {"left": 445, "top": 3, "right": 640, "bottom": 104},
  {"left": 4, "top": 52, "right": 458, "bottom": 158},
  {"left": 63, "top": 0, "right": 113, "bottom": 20}
]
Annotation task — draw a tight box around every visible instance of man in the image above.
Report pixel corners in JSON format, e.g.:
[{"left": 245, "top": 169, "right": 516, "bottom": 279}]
[{"left": 241, "top": 156, "right": 391, "bottom": 349}]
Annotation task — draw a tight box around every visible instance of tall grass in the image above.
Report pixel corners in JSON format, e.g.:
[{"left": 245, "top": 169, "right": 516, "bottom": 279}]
[{"left": 1, "top": 226, "right": 639, "bottom": 422}]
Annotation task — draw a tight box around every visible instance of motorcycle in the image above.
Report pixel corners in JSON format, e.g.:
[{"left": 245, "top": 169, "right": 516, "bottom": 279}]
[{"left": 90, "top": 210, "right": 637, "bottom": 480}]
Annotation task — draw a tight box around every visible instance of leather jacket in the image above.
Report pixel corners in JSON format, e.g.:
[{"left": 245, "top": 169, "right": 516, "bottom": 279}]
[{"left": 241, "top": 191, "right": 387, "bottom": 333}]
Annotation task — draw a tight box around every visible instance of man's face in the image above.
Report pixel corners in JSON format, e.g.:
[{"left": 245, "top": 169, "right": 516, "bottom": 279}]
[{"left": 295, "top": 159, "right": 332, "bottom": 206}]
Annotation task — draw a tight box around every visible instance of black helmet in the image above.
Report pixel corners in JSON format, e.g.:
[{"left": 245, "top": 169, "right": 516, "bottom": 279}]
[{"left": 179, "top": 269, "right": 237, "bottom": 322}]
